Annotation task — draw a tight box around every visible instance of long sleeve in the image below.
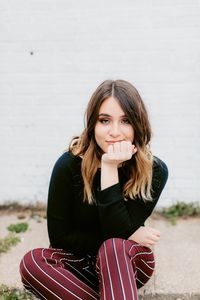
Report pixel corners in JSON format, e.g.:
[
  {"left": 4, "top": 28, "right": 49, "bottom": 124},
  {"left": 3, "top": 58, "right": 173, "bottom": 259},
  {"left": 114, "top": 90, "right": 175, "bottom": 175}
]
[
  {"left": 95, "top": 157, "right": 168, "bottom": 240},
  {"left": 47, "top": 153, "right": 168, "bottom": 256},
  {"left": 96, "top": 183, "right": 133, "bottom": 239},
  {"left": 47, "top": 153, "right": 101, "bottom": 255}
]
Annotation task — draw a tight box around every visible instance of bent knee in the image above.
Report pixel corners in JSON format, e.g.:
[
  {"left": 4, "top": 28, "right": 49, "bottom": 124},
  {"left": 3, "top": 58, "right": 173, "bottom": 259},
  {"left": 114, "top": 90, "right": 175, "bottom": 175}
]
[
  {"left": 19, "top": 248, "right": 45, "bottom": 279},
  {"left": 98, "top": 238, "right": 125, "bottom": 256}
]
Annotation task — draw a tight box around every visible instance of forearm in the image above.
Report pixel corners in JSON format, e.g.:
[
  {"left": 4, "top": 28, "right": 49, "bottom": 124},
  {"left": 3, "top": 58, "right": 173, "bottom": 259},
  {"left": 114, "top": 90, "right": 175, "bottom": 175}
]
[
  {"left": 128, "top": 226, "right": 161, "bottom": 247},
  {"left": 100, "top": 141, "right": 136, "bottom": 190},
  {"left": 101, "top": 162, "right": 119, "bottom": 190}
]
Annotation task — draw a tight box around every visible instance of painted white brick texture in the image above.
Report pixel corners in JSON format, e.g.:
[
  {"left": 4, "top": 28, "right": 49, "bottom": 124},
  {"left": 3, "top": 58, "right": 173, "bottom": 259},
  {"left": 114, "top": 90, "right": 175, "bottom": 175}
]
[{"left": 0, "top": 0, "right": 200, "bottom": 206}]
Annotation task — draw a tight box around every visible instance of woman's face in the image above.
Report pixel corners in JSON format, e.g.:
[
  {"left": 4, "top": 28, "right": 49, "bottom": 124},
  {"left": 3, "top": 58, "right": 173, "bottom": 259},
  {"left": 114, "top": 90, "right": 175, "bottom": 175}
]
[{"left": 94, "top": 97, "right": 134, "bottom": 153}]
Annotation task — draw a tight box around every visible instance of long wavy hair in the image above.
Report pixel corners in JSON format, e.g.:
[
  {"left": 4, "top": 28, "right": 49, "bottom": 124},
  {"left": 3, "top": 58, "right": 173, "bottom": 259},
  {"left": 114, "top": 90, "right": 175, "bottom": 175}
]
[{"left": 69, "top": 79, "right": 153, "bottom": 204}]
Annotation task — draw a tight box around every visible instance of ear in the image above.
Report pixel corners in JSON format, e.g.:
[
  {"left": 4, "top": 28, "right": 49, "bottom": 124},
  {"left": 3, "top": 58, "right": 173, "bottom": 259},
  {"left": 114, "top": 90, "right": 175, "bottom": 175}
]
[{"left": 132, "top": 145, "right": 137, "bottom": 155}]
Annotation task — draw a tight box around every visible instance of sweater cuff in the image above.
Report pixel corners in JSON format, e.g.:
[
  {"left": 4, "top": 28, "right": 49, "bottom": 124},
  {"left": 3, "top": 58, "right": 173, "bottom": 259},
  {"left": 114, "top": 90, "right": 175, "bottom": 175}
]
[{"left": 96, "top": 183, "right": 122, "bottom": 205}]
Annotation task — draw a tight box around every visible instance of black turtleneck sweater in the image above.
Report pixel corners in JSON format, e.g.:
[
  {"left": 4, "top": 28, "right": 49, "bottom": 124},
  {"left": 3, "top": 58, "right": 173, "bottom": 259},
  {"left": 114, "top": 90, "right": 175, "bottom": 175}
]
[{"left": 47, "top": 151, "right": 168, "bottom": 256}]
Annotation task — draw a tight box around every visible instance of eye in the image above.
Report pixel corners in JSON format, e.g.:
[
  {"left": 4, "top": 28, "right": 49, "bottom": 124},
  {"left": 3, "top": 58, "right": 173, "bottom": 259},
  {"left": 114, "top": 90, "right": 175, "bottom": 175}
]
[
  {"left": 121, "top": 118, "right": 130, "bottom": 124},
  {"left": 99, "top": 118, "right": 110, "bottom": 125}
]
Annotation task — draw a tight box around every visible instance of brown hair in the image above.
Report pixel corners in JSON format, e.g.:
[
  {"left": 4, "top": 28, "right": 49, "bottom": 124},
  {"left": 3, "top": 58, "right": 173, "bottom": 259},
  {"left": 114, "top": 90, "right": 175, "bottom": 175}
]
[{"left": 69, "top": 79, "right": 153, "bottom": 203}]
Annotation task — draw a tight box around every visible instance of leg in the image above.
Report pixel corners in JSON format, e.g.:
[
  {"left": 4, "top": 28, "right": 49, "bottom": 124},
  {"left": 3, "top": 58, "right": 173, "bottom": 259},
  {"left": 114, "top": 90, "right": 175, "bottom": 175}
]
[
  {"left": 96, "top": 238, "right": 155, "bottom": 300},
  {"left": 19, "top": 248, "right": 99, "bottom": 300},
  {"left": 128, "top": 240, "right": 155, "bottom": 289}
]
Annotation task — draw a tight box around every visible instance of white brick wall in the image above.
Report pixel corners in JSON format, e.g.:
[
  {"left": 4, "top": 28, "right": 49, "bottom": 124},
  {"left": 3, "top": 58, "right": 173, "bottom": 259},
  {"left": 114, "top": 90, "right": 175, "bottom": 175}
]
[{"left": 0, "top": 0, "right": 200, "bottom": 206}]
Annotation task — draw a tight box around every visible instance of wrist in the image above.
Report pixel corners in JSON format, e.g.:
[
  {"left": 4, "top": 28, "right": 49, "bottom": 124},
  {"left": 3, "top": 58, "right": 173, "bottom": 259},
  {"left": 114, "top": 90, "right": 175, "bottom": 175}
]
[
  {"left": 100, "top": 161, "right": 119, "bottom": 190},
  {"left": 101, "top": 161, "right": 118, "bottom": 170}
]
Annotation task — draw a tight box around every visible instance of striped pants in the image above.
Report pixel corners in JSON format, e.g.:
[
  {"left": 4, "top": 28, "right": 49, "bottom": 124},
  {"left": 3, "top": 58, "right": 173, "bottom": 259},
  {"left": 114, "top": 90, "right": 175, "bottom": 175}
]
[{"left": 19, "top": 238, "right": 155, "bottom": 300}]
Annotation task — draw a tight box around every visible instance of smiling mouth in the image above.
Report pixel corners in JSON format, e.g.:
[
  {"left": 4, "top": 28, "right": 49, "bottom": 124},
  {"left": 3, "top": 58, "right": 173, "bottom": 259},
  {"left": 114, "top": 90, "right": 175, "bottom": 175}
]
[{"left": 106, "top": 140, "right": 124, "bottom": 144}]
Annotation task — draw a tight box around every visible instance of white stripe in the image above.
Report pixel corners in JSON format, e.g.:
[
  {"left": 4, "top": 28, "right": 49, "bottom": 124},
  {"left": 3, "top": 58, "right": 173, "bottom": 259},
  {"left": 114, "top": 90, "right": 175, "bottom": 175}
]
[
  {"left": 22, "top": 257, "right": 58, "bottom": 299},
  {"left": 44, "top": 249, "right": 99, "bottom": 298},
  {"left": 22, "top": 281, "right": 41, "bottom": 298},
  {"left": 129, "top": 244, "right": 140, "bottom": 250},
  {"left": 31, "top": 249, "right": 87, "bottom": 300},
  {"left": 122, "top": 240, "right": 136, "bottom": 300},
  {"left": 136, "top": 277, "right": 145, "bottom": 286},
  {"left": 51, "top": 251, "right": 86, "bottom": 263},
  {"left": 130, "top": 244, "right": 152, "bottom": 255},
  {"left": 58, "top": 255, "right": 97, "bottom": 284},
  {"left": 136, "top": 266, "right": 151, "bottom": 278},
  {"left": 60, "top": 258, "right": 86, "bottom": 263},
  {"left": 22, "top": 283, "right": 31, "bottom": 288},
  {"left": 98, "top": 253, "right": 106, "bottom": 300},
  {"left": 104, "top": 242, "right": 115, "bottom": 300},
  {"left": 63, "top": 260, "right": 96, "bottom": 287},
  {"left": 83, "top": 266, "right": 97, "bottom": 278},
  {"left": 146, "top": 260, "right": 155, "bottom": 264},
  {"left": 141, "top": 259, "right": 155, "bottom": 271},
  {"left": 22, "top": 276, "right": 46, "bottom": 299},
  {"left": 132, "top": 250, "right": 153, "bottom": 260},
  {"left": 42, "top": 249, "right": 98, "bottom": 299},
  {"left": 113, "top": 239, "right": 126, "bottom": 300}
]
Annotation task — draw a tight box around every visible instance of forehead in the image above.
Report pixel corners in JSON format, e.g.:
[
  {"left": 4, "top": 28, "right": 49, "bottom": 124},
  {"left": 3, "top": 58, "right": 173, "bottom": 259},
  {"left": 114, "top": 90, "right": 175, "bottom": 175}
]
[{"left": 99, "top": 97, "right": 125, "bottom": 116}]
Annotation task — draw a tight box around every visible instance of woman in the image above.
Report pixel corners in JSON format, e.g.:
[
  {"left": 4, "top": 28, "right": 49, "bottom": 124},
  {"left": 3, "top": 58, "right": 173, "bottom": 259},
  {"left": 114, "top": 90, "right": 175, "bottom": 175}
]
[{"left": 20, "top": 79, "right": 168, "bottom": 300}]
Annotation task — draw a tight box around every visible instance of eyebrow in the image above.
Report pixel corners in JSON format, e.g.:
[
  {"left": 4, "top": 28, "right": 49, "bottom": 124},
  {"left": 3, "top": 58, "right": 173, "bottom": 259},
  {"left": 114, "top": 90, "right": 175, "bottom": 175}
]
[{"left": 98, "top": 113, "right": 127, "bottom": 117}]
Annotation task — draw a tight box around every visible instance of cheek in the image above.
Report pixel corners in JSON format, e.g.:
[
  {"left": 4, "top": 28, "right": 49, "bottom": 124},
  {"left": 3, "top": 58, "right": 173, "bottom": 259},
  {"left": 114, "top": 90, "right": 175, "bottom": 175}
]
[
  {"left": 94, "top": 124, "right": 102, "bottom": 143},
  {"left": 94, "top": 124, "right": 105, "bottom": 139},
  {"left": 127, "top": 127, "right": 134, "bottom": 141}
]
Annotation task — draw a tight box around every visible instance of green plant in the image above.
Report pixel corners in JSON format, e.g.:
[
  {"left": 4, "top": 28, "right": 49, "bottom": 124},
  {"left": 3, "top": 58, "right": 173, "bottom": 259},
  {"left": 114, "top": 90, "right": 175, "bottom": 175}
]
[
  {"left": 157, "top": 201, "right": 200, "bottom": 225},
  {"left": 7, "top": 223, "right": 29, "bottom": 233},
  {"left": 0, "top": 234, "right": 20, "bottom": 254},
  {"left": 0, "top": 284, "right": 33, "bottom": 299}
]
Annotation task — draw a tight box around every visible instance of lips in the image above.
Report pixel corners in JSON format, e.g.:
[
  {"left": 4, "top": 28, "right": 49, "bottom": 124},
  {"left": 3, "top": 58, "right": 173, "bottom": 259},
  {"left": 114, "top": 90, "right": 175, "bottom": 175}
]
[{"left": 106, "top": 140, "right": 124, "bottom": 144}]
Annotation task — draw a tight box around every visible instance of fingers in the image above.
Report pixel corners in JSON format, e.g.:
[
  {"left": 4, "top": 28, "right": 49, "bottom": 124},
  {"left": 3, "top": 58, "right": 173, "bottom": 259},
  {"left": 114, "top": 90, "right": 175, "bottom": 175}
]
[
  {"left": 150, "top": 235, "right": 160, "bottom": 243},
  {"left": 107, "top": 144, "right": 113, "bottom": 154},
  {"left": 149, "top": 229, "right": 161, "bottom": 245},
  {"left": 143, "top": 237, "right": 158, "bottom": 247},
  {"left": 143, "top": 243, "right": 152, "bottom": 248},
  {"left": 103, "top": 141, "right": 137, "bottom": 165},
  {"left": 108, "top": 141, "right": 137, "bottom": 155},
  {"left": 114, "top": 141, "right": 121, "bottom": 153},
  {"left": 150, "top": 228, "right": 161, "bottom": 238},
  {"left": 142, "top": 227, "right": 161, "bottom": 247}
]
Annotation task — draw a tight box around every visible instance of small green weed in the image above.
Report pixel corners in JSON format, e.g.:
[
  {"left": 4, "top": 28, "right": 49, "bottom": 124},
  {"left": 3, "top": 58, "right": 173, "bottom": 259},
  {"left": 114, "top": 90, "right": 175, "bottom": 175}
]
[
  {"left": 0, "top": 234, "right": 20, "bottom": 254},
  {"left": 157, "top": 201, "right": 200, "bottom": 225},
  {"left": 7, "top": 223, "right": 29, "bottom": 233},
  {"left": 0, "top": 284, "right": 33, "bottom": 299}
]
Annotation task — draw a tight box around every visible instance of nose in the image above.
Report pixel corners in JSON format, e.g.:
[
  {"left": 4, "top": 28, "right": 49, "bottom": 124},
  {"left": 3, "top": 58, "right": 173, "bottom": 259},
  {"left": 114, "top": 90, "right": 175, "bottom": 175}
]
[{"left": 109, "top": 122, "right": 121, "bottom": 137}]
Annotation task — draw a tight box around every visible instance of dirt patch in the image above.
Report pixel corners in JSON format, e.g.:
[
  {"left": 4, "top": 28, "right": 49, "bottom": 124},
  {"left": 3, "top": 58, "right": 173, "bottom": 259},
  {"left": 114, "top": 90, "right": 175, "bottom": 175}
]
[{"left": 0, "top": 202, "right": 47, "bottom": 219}]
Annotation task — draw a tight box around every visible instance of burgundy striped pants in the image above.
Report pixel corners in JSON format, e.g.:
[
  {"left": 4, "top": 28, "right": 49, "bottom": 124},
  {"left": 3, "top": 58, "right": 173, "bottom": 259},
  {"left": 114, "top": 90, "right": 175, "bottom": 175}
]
[{"left": 19, "top": 238, "right": 155, "bottom": 300}]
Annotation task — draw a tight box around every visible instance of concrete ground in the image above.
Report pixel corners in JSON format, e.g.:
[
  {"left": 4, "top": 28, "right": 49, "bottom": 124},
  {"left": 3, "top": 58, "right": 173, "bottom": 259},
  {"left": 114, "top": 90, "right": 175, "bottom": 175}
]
[{"left": 0, "top": 212, "right": 200, "bottom": 299}]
